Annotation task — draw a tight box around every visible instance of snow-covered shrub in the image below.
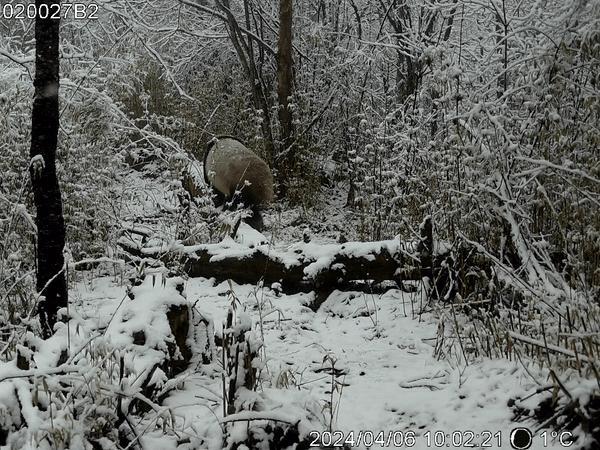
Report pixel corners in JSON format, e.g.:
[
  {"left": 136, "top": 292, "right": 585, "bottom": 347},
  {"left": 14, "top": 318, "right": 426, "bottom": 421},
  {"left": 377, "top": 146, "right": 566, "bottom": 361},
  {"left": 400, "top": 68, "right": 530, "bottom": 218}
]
[
  {"left": 0, "top": 68, "right": 38, "bottom": 339},
  {"left": 0, "top": 273, "right": 214, "bottom": 449}
]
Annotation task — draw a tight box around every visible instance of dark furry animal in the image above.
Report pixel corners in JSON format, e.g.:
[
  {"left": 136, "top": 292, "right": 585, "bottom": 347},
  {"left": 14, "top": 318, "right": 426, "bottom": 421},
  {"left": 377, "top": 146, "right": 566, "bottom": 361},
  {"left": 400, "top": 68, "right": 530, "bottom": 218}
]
[{"left": 203, "top": 136, "right": 274, "bottom": 231}]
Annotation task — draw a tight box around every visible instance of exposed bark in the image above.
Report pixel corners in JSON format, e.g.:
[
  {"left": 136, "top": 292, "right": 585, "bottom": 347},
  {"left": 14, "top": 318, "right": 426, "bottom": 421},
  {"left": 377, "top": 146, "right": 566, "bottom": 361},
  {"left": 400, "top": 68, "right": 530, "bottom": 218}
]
[
  {"left": 117, "top": 216, "right": 497, "bottom": 307},
  {"left": 166, "top": 304, "right": 192, "bottom": 376},
  {"left": 125, "top": 276, "right": 214, "bottom": 413},
  {"left": 348, "top": 0, "right": 363, "bottom": 41},
  {"left": 493, "top": 1, "right": 508, "bottom": 97},
  {"left": 381, "top": 0, "right": 438, "bottom": 102},
  {"left": 443, "top": 0, "right": 459, "bottom": 42},
  {"left": 29, "top": 0, "right": 68, "bottom": 339},
  {"left": 223, "top": 306, "right": 255, "bottom": 415},
  {"left": 276, "top": 0, "right": 295, "bottom": 184},
  {"left": 417, "top": 216, "right": 433, "bottom": 278},
  {"left": 117, "top": 238, "right": 425, "bottom": 296}
]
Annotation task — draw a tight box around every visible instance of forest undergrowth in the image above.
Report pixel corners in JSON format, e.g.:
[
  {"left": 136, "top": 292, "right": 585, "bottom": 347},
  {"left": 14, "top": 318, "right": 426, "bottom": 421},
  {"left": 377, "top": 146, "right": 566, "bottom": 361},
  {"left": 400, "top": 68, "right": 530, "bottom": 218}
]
[{"left": 1, "top": 0, "right": 599, "bottom": 447}]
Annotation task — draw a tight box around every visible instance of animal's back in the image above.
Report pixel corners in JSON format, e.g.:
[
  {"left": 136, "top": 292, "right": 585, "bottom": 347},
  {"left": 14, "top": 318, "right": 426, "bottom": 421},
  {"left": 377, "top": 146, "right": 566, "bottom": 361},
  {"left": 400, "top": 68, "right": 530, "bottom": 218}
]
[{"left": 204, "top": 137, "right": 274, "bottom": 205}]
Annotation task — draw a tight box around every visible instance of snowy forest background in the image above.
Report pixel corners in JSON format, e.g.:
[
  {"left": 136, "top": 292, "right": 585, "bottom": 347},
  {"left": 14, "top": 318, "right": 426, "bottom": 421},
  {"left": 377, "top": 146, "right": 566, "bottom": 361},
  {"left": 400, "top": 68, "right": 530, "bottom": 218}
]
[{"left": 1, "top": 0, "right": 599, "bottom": 449}]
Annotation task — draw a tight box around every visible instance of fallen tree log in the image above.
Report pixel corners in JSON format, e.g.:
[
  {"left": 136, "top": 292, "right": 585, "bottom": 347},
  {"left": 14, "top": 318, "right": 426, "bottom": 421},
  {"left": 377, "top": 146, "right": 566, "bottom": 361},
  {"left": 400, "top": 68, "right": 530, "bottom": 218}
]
[
  {"left": 117, "top": 231, "right": 428, "bottom": 295},
  {"left": 117, "top": 216, "right": 497, "bottom": 310},
  {"left": 185, "top": 240, "right": 424, "bottom": 292}
]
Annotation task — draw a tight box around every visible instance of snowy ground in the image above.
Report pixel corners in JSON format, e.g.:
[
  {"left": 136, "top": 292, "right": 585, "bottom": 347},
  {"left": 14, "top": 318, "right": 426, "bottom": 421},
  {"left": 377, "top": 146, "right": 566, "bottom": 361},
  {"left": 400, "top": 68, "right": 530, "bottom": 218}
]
[
  {"left": 5, "top": 165, "right": 584, "bottom": 449},
  {"left": 36, "top": 161, "right": 590, "bottom": 450},
  {"left": 69, "top": 270, "right": 572, "bottom": 450}
]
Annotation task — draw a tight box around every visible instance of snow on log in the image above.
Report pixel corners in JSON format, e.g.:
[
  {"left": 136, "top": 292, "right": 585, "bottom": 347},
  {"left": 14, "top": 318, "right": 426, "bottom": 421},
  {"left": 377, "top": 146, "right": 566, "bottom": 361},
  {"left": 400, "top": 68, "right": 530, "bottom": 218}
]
[{"left": 117, "top": 226, "right": 428, "bottom": 294}]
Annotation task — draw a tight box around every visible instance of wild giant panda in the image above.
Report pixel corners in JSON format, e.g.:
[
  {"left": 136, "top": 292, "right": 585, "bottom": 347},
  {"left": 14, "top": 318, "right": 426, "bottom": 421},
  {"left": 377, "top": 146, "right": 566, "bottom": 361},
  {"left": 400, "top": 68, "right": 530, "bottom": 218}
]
[{"left": 203, "top": 136, "right": 274, "bottom": 231}]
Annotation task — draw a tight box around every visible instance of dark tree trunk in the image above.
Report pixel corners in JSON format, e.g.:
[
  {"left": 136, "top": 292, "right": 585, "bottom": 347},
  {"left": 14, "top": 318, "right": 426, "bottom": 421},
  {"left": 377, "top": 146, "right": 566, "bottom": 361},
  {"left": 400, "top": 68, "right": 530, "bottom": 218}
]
[
  {"left": 276, "top": 0, "right": 295, "bottom": 187},
  {"left": 29, "top": 0, "right": 68, "bottom": 339},
  {"left": 443, "top": 0, "right": 458, "bottom": 42}
]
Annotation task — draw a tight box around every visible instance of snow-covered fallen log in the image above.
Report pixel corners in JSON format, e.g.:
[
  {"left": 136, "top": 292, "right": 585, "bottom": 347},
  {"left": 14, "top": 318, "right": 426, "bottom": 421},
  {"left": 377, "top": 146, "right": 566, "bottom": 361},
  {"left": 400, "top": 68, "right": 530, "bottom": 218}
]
[{"left": 118, "top": 234, "right": 426, "bottom": 294}]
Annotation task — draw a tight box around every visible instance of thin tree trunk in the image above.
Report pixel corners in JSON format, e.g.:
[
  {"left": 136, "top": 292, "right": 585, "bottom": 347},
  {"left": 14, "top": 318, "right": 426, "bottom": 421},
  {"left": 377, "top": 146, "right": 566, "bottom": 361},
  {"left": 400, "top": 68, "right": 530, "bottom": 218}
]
[
  {"left": 216, "top": 0, "right": 276, "bottom": 163},
  {"left": 276, "top": 0, "right": 295, "bottom": 185},
  {"left": 29, "top": 0, "right": 68, "bottom": 339},
  {"left": 443, "top": 0, "right": 458, "bottom": 42}
]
